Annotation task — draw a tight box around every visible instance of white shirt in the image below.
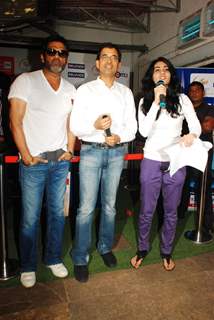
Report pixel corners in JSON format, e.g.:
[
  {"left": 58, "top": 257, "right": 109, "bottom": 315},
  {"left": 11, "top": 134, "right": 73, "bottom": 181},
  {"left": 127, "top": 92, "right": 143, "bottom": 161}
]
[
  {"left": 70, "top": 77, "right": 137, "bottom": 143},
  {"left": 138, "top": 94, "right": 201, "bottom": 161},
  {"left": 8, "top": 70, "right": 76, "bottom": 156}
]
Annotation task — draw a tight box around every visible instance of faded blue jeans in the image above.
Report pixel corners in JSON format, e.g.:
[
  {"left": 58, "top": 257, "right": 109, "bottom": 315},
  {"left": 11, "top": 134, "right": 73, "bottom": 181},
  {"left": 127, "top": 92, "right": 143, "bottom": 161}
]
[
  {"left": 71, "top": 143, "right": 127, "bottom": 265},
  {"left": 19, "top": 160, "right": 70, "bottom": 272}
]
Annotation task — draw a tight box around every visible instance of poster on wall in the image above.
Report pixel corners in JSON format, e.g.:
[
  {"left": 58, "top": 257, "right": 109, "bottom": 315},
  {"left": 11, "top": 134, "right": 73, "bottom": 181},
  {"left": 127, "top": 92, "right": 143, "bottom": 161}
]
[
  {"left": 115, "top": 67, "right": 130, "bottom": 87},
  {"left": 0, "top": 56, "right": 14, "bottom": 76},
  {"left": 63, "top": 61, "right": 130, "bottom": 88},
  {"left": 66, "top": 62, "right": 86, "bottom": 87},
  {"left": 176, "top": 67, "right": 214, "bottom": 105}
]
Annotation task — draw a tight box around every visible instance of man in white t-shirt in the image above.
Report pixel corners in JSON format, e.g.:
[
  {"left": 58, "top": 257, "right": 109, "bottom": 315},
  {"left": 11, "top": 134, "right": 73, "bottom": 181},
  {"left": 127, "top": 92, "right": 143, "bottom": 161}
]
[{"left": 9, "top": 35, "right": 76, "bottom": 288}]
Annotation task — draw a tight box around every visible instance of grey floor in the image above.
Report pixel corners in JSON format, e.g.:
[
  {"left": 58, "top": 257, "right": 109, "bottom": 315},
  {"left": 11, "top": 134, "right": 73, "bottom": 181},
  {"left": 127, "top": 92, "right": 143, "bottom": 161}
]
[{"left": 0, "top": 251, "right": 214, "bottom": 320}]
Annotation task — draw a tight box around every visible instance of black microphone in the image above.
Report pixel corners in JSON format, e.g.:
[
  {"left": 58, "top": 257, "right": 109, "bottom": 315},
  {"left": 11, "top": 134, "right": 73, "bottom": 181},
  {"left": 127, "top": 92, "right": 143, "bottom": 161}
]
[
  {"left": 102, "top": 115, "right": 111, "bottom": 137},
  {"left": 155, "top": 80, "right": 166, "bottom": 108}
]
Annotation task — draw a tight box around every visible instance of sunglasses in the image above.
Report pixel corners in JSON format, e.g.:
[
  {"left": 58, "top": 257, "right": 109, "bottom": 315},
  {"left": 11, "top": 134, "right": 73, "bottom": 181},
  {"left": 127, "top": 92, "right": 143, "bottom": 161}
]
[{"left": 45, "top": 48, "right": 69, "bottom": 58}]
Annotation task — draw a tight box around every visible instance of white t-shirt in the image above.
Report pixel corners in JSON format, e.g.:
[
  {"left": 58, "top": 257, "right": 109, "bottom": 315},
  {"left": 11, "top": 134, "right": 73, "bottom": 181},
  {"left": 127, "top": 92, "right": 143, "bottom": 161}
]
[
  {"left": 138, "top": 94, "right": 202, "bottom": 161},
  {"left": 8, "top": 70, "right": 76, "bottom": 156},
  {"left": 70, "top": 77, "right": 137, "bottom": 143}
]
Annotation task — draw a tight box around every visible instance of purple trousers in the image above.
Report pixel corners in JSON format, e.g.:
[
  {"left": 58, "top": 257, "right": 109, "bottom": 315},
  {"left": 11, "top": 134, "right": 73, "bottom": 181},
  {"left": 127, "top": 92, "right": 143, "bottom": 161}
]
[{"left": 138, "top": 158, "right": 186, "bottom": 255}]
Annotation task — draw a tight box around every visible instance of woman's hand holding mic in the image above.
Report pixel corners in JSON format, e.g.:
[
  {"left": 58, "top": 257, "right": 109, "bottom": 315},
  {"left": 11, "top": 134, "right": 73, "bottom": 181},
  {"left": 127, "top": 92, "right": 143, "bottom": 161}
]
[{"left": 154, "top": 80, "right": 167, "bottom": 107}]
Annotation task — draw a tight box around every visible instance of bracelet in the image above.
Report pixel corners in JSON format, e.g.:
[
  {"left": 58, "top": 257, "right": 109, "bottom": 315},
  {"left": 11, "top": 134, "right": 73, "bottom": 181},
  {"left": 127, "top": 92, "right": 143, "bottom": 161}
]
[{"left": 67, "top": 150, "right": 73, "bottom": 157}]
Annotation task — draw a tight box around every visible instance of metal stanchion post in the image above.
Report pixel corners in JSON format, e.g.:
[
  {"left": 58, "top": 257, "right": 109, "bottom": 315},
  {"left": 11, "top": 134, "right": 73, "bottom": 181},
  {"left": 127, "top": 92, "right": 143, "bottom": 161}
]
[
  {"left": 124, "top": 141, "right": 138, "bottom": 191},
  {"left": 184, "top": 164, "right": 213, "bottom": 244},
  {"left": 0, "top": 152, "right": 19, "bottom": 280}
]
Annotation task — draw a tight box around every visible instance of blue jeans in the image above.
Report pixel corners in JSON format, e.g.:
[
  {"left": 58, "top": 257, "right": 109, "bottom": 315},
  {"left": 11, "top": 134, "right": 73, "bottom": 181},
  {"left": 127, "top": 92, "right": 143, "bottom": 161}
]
[
  {"left": 71, "top": 144, "right": 126, "bottom": 265},
  {"left": 19, "top": 160, "right": 70, "bottom": 272}
]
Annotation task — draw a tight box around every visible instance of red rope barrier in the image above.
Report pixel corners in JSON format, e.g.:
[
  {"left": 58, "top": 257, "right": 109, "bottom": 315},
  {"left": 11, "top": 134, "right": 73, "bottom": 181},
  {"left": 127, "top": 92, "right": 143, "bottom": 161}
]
[
  {"left": 124, "top": 154, "right": 144, "bottom": 160},
  {"left": 4, "top": 154, "right": 144, "bottom": 164},
  {"left": 4, "top": 156, "right": 19, "bottom": 163}
]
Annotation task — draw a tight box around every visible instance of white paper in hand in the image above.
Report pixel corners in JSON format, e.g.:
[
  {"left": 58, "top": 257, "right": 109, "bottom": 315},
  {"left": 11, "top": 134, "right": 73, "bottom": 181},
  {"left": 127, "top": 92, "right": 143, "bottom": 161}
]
[{"left": 164, "top": 138, "right": 212, "bottom": 176}]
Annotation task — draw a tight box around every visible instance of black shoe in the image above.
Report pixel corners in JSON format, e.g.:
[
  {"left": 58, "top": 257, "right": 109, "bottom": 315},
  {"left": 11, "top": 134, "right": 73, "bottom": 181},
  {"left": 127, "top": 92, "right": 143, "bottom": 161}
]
[
  {"left": 101, "top": 252, "right": 117, "bottom": 268},
  {"left": 73, "top": 265, "right": 89, "bottom": 283}
]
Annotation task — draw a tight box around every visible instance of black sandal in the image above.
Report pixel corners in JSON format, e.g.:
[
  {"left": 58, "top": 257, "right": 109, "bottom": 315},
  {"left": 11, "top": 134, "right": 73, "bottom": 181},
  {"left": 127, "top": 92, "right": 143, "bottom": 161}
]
[
  {"left": 130, "top": 250, "right": 148, "bottom": 269},
  {"left": 161, "top": 254, "right": 175, "bottom": 271}
]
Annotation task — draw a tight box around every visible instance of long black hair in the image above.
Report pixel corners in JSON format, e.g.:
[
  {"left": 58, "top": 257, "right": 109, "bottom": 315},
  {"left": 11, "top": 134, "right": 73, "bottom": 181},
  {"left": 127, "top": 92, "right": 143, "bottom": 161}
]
[{"left": 141, "top": 57, "right": 182, "bottom": 119}]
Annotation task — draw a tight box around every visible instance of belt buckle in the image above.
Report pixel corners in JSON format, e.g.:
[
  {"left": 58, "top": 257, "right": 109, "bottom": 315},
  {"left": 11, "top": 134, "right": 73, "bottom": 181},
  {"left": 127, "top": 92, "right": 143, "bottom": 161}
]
[
  {"left": 40, "top": 149, "right": 64, "bottom": 161},
  {"left": 100, "top": 143, "right": 109, "bottom": 149},
  {"left": 37, "top": 152, "right": 47, "bottom": 160},
  {"left": 46, "top": 151, "right": 57, "bottom": 161}
]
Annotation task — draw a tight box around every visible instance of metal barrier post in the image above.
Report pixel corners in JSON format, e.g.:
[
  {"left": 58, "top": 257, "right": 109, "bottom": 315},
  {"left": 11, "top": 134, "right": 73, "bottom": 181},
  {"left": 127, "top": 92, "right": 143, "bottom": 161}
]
[
  {"left": 184, "top": 164, "right": 213, "bottom": 244},
  {"left": 0, "top": 152, "right": 19, "bottom": 280},
  {"left": 124, "top": 141, "right": 139, "bottom": 191}
]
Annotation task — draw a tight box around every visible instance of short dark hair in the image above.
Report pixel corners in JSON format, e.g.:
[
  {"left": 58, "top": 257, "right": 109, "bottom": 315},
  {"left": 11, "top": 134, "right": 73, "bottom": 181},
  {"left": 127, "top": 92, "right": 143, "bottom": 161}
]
[
  {"left": 188, "top": 81, "right": 204, "bottom": 91},
  {"left": 42, "top": 35, "right": 69, "bottom": 53},
  {"left": 96, "top": 42, "right": 121, "bottom": 62}
]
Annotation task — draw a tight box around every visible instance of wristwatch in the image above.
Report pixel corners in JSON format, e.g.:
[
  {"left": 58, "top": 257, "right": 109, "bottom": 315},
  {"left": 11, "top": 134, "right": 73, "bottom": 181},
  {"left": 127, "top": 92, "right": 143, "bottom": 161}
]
[{"left": 67, "top": 150, "right": 73, "bottom": 157}]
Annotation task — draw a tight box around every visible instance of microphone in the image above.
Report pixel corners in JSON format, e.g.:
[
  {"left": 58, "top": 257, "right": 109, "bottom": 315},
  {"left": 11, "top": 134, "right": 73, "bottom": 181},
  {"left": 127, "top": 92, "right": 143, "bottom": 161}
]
[
  {"left": 155, "top": 80, "right": 166, "bottom": 108},
  {"left": 102, "top": 115, "right": 111, "bottom": 137}
]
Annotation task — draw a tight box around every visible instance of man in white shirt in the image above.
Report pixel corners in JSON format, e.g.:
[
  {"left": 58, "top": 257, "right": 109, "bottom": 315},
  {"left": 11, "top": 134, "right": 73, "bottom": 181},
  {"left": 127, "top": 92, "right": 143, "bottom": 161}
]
[
  {"left": 9, "top": 35, "right": 76, "bottom": 288},
  {"left": 70, "top": 42, "right": 137, "bottom": 282}
]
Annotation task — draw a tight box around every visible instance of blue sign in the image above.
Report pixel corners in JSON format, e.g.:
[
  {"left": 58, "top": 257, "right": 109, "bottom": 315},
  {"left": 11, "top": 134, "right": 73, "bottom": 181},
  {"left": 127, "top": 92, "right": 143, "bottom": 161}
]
[{"left": 176, "top": 67, "right": 214, "bottom": 105}]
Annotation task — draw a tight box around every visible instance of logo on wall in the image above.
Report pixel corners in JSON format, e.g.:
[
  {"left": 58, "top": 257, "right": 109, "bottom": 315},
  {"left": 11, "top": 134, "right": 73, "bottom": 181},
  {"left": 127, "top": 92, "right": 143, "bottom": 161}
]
[
  {"left": 0, "top": 56, "right": 14, "bottom": 75},
  {"left": 67, "top": 63, "right": 86, "bottom": 79},
  {"left": 18, "top": 58, "right": 31, "bottom": 72},
  {"left": 64, "top": 59, "right": 130, "bottom": 88},
  {"left": 116, "top": 71, "right": 128, "bottom": 78},
  {"left": 68, "top": 63, "right": 85, "bottom": 70}
]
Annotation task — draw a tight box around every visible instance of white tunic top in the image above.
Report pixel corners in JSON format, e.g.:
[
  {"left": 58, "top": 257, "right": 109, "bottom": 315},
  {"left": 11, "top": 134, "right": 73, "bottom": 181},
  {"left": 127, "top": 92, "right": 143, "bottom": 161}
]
[
  {"left": 8, "top": 70, "right": 76, "bottom": 156},
  {"left": 138, "top": 94, "right": 201, "bottom": 161}
]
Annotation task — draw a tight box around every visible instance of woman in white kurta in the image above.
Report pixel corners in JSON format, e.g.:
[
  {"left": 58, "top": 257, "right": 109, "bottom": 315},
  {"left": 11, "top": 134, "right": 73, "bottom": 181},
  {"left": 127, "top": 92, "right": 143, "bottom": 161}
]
[{"left": 131, "top": 57, "right": 201, "bottom": 271}]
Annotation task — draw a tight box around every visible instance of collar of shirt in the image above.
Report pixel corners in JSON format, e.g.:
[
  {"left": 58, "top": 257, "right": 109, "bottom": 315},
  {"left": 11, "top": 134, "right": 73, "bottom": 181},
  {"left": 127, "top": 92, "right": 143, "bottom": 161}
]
[{"left": 97, "top": 76, "right": 117, "bottom": 90}]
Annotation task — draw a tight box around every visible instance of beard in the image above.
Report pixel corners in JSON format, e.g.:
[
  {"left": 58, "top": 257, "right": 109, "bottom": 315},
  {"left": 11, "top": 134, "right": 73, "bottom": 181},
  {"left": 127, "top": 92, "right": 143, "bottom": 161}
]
[
  {"left": 50, "top": 65, "right": 64, "bottom": 73},
  {"left": 44, "top": 59, "right": 66, "bottom": 74}
]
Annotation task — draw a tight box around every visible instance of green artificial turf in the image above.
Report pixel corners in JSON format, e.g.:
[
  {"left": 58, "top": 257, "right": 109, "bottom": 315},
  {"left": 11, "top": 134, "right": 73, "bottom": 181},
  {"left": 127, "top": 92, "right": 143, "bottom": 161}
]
[
  {"left": 2, "top": 207, "right": 214, "bottom": 288},
  {"left": 1, "top": 176, "right": 214, "bottom": 288}
]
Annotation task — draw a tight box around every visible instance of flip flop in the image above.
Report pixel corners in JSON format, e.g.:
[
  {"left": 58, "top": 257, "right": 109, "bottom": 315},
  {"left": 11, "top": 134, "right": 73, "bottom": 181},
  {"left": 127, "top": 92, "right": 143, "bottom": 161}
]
[
  {"left": 162, "top": 255, "right": 175, "bottom": 271},
  {"left": 130, "top": 250, "right": 147, "bottom": 269}
]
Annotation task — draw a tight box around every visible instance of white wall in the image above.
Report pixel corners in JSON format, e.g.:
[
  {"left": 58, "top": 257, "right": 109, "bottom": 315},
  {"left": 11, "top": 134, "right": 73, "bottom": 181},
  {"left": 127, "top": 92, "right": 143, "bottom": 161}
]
[
  {"left": 0, "top": 24, "right": 133, "bottom": 87},
  {"left": 132, "top": 0, "right": 214, "bottom": 94},
  {"left": 1, "top": 0, "right": 214, "bottom": 94},
  {"left": 57, "top": 24, "right": 133, "bottom": 78},
  {"left": 56, "top": 23, "right": 132, "bottom": 44}
]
